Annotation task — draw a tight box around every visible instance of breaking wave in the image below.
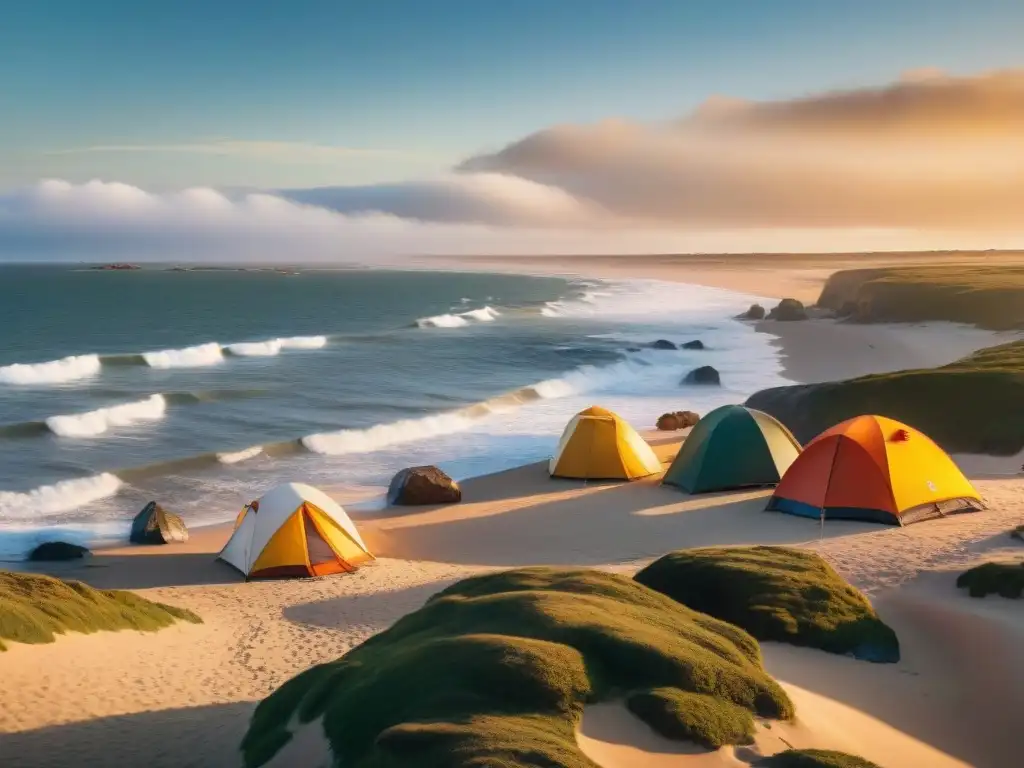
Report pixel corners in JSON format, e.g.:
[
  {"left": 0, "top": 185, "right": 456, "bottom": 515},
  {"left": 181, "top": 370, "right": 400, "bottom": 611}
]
[
  {"left": 45, "top": 394, "right": 167, "bottom": 438},
  {"left": 299, "top": 350, "right": 666, "bottom": 456},
  {"left": 141, "top": 342, "right": 225, "bottom": 369},
  {"left": 416, "top": 306, "right": 500, "bottom": 328},
  {"left": 0, "top": 354, "right": 102, "bottom": 385},
  {"left": 225, "top": 335, "right": 328, "bottom": 357},
  {"left": 0, "top": 473, "right": 123, "bottom": 519},
  {"left": 216, "top": 445, "right": 264, "bottom": 464}
]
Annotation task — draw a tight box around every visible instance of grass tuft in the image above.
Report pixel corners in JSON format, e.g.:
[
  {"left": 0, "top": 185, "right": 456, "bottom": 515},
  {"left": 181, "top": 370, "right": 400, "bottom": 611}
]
[
  {"left": 0, "top": 569, "right": 201, "bottom": 651},
  {"left": 956, "top": 561, "right": 1024, "bottom": 599},
  {"left": 241, "top": 566, "right": 793, "bottom": 768},
  {"left": 757, "top": 748, "right": 882, "bottom": 768},
  {"left": 635, "top": 547, "right": 899, "bottom": 663}
]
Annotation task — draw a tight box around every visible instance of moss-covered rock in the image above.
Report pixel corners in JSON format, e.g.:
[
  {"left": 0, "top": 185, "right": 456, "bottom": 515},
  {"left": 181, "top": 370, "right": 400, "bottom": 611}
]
[
  {"left": 241, "top": 567, "right": 794, "bottom": 768},
  {"left": 956, "top": 561, "right": 1024, "bottom": 599},
  {"left": 635, "top": 546, "right": 899, "bottom": 663},
  {"left": 0, "top": 570, "right": 201, "bottom": 651},
  {"left": 757, "top": 749, "right": 881, "bottom": 768},
  {"left": 626, "top": 687, "right": 755, "bottom": 748}
]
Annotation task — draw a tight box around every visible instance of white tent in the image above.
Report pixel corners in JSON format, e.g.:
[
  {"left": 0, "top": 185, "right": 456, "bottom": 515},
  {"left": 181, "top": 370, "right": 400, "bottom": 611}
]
[{"left": 219, "top": 482, "right": 372, "bottom": 579}]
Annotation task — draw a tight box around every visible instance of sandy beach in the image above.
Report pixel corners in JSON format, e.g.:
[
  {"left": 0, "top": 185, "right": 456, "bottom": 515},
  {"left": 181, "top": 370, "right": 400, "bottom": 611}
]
[{"left": 2, "top": 258, "right": 1022, "bottom": 768}]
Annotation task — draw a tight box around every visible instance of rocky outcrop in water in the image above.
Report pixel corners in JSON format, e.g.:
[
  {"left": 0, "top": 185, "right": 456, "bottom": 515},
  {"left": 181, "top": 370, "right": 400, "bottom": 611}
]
[
  {"left": 767, "top": 298, "right": 808, "bottom": 321},
  {"left": 28, "top": 542, "right": 91, "bottom": 561},
  {"left": 683, "top": 366, "right": 721, "bottom": 386}
]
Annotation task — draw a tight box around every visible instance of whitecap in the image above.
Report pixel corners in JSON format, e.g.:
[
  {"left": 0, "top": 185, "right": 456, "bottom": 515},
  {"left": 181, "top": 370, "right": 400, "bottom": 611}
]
[
  {"left": 0, "top": 354, "right": 102, "bottom": 385},
  {"left": 45, "top": 394, "right": 167, "bottom": 437}
]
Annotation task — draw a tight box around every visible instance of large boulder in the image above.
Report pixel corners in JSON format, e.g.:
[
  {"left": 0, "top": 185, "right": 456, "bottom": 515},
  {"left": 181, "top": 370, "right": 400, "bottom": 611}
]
[
  {"left": 767, "top": 298, "right": 808, "bottom": 321},
  {"left": 683, "top": 366, "right": 721, "bottom": 386},
  {"left": 388, "top": 466, "right": 462, "bottom": 506},
  {"left": 28, "top": 542, "right": 90, "bottom": 561},
  {"left": 130, "top": 501, "right": 189, "bottom": 545},
  {"left": 650, "top": 339, "right": 677, "bottom": 350},
  {"left": 681, "top": 340, "right": 705, "bottom": 350},
  {"left": 656, "top": 411, "right": 701, "bottom": 431},
  {"left": 741, "top": 304, "right": 766, "bottom": 320}
]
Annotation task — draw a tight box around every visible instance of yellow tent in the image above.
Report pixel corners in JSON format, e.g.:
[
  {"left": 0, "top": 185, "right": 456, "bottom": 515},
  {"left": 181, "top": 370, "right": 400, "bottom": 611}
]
[
  {"left": 219, "top": 482, "right": 373, "bottom": 578},
  {"left": 549, "top": 406, "right": 662, "bottom": 480}
]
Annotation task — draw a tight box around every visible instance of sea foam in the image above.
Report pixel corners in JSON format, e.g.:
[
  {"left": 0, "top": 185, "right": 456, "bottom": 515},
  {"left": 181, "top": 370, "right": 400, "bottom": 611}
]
[
  {"left": 45, "top": 394, "right": 167, "bottom": 437},
  {"left": 0, "top": 473, "right": 123, "bottom": 519},
  {"left": 0, "top": 354, "right": 102, "bottom": 385}
]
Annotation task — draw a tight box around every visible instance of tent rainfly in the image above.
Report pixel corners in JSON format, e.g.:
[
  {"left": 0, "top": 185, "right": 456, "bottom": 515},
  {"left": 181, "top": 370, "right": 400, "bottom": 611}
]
[
  {"left": 219, "top": 482, "right": 373, "bottom": 578},
  {"left": 767, "top": 415, "right": 984, "bottom": 526},
  {"left": 663, "top": 405, "right": 802, "bottom": 493},
  {"left": 549, "top": 406, "right": 662, "bottom": 480}
]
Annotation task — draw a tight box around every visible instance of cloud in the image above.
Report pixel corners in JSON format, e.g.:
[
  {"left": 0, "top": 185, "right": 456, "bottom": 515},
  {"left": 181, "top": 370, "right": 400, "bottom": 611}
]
[
  {"left": 3, "top": 70, "right": 1023, "bottom": 260},
  {"left": 0, "top": 178, "right": 690, "bottom": 259},
  {"left": 45, "top": 140, "right": 423, "bottom": 163},
  {"left": 278, "top": 173, "right": 605, "bottom": 226},
  {"left": 459, "top": 69, "right": 1024, "bottom": 229}
]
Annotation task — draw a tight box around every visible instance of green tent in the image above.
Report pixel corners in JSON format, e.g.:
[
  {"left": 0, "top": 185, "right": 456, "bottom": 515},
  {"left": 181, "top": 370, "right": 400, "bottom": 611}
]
[
  {"left": 663, "top": 405, "right": 802, "bottom": 493},
  {"left": 130, "top": 501, "right": 189, "bottom": 545}
]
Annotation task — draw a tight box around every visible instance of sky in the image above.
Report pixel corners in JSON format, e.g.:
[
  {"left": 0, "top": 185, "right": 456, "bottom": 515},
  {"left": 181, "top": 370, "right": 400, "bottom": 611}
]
[{"left": 1, "top": 0, "right": 1023, "bottom": 257}]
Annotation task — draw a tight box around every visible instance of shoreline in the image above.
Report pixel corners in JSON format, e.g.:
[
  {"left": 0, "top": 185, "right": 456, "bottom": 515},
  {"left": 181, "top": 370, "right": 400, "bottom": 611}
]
[{"left": 3, "top": 257, "right": 1023, "bottom": 768}]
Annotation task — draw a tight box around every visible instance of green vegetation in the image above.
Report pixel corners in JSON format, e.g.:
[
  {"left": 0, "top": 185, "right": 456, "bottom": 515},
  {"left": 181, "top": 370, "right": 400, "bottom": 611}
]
[
  {"left": 746, "top": 340, "right": 1024, "bottom": 454},
  {"left": 625, "top": 688, "right": 754, "bottom": 748},
  {"left": 956, "top": 561, "right": 1024, "bottom": 599},
  {"left": 634, "top": 547, "right": 899, "bottom": 663},
  {"left": 242, "top": 567, "right": 794, "bottom": 768},
  {"left": 0, "top": 570, "right": 201, "bottom": 651},
  {"left": 817, "top": 264, "right": 1024, "bottom": 330},
  {"left": 757, "top": 749, "right": 882, "bottom": 768}
]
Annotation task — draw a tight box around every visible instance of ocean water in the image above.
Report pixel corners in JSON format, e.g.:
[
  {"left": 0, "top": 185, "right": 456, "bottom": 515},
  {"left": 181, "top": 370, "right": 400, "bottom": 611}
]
[{"left": 0, "top": 265, "right": 788, "bottom": 559}]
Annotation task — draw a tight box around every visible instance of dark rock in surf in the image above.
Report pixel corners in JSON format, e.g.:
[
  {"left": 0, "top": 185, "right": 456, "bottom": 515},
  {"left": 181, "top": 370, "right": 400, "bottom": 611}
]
[
  {"left": 683, "top": 366, "right": 721, "bottom": 386},
  {"left": 767, "top": 298, "right": 808, "bottom": 321},
  {"left": 682, "top": 340, "right": 705, "bottom": 350},
  {"left": 741, "top": 304, "right": 766, "bottom": 320},
  {"left": 388, "top": 466, "right": 462, "bottom": 506},
  {"left": 28, "top": 542, "right": 90, "bottom": 561},
  {"left": 650, "top": 340, "right": 678, "bottom": 350}
]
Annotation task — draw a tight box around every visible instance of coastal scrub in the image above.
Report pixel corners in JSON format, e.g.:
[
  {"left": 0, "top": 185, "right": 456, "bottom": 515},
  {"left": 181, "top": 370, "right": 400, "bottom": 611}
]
[
  {"left": 241, "top": 567, "right": 793, "bottom": 768},
  {"left": 635, "top": 546, "right": 899, "bottom": 662},
  {"left": 746, "top": 340, "right": 1024, "bottom": 454},
  {"left": 0, "top": 570, "right": 201, "bottom": 651}
]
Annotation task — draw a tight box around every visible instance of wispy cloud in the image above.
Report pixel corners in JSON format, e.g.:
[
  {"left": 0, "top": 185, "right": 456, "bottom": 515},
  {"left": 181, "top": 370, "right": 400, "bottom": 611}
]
[{"left": 45, "top": 140, "right": 427, "bottom": 163}]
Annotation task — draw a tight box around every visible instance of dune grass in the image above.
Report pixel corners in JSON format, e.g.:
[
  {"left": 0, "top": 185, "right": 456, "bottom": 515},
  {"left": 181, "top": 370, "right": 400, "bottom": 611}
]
[
  {"left": 816, "top": 264, "right": 1024, "bottom": 330},
  {"left": 956, "top": 561, "right": 1024, "bottom": 599},
  {"left": 757, "top": 749, "right": 881, "bottom": 768},
  {"left": 634, "top": 547, "right": 899, "bottom": 663},
  {"left": 241, "top": 567, "right": 793, "bottom": 768},
  {"left": 746, "top": 340, "right": 1024, "bottom": 453},
  {"left": 0, "top": 570, "right": 201, "bottom": 651}
]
